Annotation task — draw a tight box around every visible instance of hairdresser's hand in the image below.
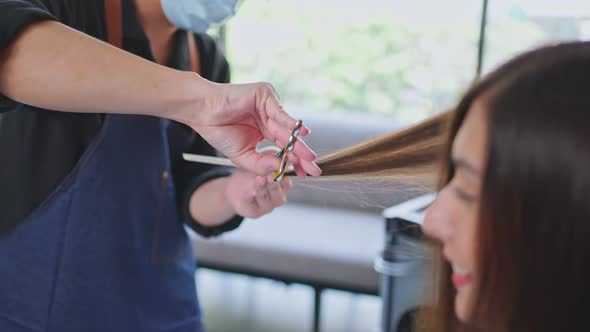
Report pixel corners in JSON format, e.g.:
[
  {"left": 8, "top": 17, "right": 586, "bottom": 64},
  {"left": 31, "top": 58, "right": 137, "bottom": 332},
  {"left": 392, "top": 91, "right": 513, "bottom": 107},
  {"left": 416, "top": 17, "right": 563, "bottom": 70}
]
[
  {"left": 224, "top": 168, "right": 293, "bottom": 219},
  {"left": 185, "top": 82, "right": 322, "bottom": 177},
  {"left": 190, "top": 149, "right": 300, "bottom": 223}
]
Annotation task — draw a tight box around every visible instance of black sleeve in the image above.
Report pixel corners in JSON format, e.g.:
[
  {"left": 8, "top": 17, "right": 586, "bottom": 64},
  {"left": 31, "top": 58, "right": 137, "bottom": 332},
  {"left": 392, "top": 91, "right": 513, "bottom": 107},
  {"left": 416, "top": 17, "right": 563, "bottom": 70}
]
[
  {"left": 170, "top": 128, "right": 244, "bottom": 238},
  {"left": 0, "top": 0, "right": 57, "bottom": 112},
  {"left": 171, "top": 33, "right": 241, "bottom": 237},
  {"left": 173, "top": 142, "right": 244, "bottom": 238},
  {"left": 195, "top": 33, "right": 230, "bottom": 84}
]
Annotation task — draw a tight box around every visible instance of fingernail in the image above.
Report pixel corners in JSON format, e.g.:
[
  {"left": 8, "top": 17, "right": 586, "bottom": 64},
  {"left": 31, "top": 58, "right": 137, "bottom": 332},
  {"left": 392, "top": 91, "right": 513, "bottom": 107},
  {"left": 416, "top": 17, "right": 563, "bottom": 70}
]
[{"left": 313, "top": 162, "right": 322, "bottom": 176}]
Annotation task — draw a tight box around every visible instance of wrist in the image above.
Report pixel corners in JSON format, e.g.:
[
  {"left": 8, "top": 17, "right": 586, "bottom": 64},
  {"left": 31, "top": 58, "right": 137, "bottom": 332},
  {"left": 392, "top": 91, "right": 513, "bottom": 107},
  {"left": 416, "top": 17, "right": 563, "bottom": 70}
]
[
  {"left": 167, "top": 71, "right": 224, "bottom": 129},
  {"left": 223, "top": 176, "right": 237, "bottom": 212},
  {"left": 189, "top": 176, "right": 237, "bottom": 226}
]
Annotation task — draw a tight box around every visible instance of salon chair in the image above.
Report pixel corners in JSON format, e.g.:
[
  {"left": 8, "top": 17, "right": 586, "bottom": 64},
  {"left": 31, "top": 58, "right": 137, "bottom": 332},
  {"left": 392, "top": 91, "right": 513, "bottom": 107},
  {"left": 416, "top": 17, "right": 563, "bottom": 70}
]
[{"left": 377, "top": 194, "right": 434, "bottom": 332}]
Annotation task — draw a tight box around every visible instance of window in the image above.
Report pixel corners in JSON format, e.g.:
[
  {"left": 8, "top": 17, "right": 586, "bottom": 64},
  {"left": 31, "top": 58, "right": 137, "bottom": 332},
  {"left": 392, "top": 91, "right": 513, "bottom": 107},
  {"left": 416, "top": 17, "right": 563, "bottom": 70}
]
[
  {"left": 483, "top": 0, "right": 590, "bottom": 73},
  {"left": 222, "top": 1, "right": 590, "bottom": 126},
  {"left": 225, "top": 0, "right": 482, "bottom": 124}
]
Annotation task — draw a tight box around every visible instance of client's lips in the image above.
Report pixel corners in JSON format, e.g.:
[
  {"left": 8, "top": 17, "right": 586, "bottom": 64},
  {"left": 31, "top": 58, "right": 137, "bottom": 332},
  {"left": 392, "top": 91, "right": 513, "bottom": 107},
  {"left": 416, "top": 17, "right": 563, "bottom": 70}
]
[{"left": 452, "top": 272, "right": 473, "bottom": 288}]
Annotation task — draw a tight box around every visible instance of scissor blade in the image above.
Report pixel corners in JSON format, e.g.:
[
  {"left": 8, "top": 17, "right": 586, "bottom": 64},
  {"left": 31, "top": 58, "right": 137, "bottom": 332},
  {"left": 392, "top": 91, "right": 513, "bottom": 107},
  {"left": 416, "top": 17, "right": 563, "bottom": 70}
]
[{"left": 182, "top": 153, "right": 294, "bottom": 177}]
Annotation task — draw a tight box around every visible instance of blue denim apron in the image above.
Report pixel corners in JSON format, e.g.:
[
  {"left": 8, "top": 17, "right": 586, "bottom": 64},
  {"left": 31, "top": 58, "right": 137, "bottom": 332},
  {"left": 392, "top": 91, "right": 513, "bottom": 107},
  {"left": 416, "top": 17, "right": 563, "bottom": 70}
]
[{"left": 0, "top": 114, "right": 204, "bottom": 332}]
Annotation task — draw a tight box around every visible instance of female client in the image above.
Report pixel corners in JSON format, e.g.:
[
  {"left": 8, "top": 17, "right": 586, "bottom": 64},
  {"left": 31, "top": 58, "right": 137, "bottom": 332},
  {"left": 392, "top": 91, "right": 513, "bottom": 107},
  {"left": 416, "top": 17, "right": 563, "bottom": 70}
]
[{"left": 421, "top": 41, "right": 590, "bottom": 332}]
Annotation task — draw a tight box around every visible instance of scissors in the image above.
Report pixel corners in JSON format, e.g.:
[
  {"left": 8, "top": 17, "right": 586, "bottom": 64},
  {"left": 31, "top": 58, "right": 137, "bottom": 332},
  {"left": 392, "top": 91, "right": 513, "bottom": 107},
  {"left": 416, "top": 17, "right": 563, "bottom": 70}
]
[
  {"left": 182, "top": 120, "right": 303, "bottom": 182},
  {"left": 272, "top": 120, "right": 302, "bottom": 182}
]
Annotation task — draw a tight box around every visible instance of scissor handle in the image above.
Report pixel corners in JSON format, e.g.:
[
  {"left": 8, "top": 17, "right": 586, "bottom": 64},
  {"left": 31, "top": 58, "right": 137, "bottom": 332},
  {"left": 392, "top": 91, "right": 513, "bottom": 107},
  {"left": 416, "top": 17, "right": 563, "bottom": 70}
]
[
  {"left": 273, "top": 151, "right": 289, "bottom": 182},
  {"left": 273, "top": 120, "right": 303, "bottom": 182}
]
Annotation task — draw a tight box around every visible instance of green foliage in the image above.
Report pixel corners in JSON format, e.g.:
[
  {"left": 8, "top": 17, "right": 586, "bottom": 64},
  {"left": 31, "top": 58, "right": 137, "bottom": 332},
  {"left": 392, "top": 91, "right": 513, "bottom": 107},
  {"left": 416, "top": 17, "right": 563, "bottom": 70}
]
[{"left": 225, "top": 0, "right": 560, "bottom": 123}]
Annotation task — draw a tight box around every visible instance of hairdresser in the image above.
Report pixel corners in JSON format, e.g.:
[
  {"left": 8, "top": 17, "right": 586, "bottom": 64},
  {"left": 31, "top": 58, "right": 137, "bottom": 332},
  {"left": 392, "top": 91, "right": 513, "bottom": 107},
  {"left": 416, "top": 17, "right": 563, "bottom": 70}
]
[{"left": 0, "top": 0, "right": 320, "bottom": 331}]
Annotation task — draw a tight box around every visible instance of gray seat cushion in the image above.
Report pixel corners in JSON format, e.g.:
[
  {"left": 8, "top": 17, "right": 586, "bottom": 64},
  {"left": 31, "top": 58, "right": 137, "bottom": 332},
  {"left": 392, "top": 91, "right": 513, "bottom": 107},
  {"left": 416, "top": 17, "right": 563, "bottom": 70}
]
[{"left": 191, "top": 203, "right": 384, "bottom": 294}]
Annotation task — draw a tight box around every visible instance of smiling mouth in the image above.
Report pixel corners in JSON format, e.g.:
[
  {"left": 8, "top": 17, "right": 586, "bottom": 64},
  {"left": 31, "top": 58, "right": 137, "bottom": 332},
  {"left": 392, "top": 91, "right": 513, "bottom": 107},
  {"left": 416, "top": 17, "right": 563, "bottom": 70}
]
[{"left": 451, "top": 264, "right": 473, "bottom": 288}]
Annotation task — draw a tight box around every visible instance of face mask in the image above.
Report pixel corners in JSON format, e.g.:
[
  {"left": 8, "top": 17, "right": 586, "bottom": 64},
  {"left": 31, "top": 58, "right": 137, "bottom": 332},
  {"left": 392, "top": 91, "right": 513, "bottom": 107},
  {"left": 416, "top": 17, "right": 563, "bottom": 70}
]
[{"left": 161, "top": 0, "right": 243, "bottom": 33}]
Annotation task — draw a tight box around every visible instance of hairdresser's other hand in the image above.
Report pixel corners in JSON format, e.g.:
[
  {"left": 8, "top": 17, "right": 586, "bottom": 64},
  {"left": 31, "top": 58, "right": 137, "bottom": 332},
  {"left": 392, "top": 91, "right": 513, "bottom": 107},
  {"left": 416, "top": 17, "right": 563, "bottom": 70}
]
[
  {"left": 184, "top": 81, "right": 322, "bottom": 177},
  {"left": 225, "top": 168, "right": 293, "bottom": 219}
]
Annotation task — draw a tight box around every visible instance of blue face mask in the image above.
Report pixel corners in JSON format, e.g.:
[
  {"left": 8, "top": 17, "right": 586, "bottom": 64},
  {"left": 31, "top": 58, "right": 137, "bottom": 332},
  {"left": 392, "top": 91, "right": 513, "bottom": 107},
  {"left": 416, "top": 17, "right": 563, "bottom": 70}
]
[{"left": 161, "top": 0, "right": 243, "bottom": 33}]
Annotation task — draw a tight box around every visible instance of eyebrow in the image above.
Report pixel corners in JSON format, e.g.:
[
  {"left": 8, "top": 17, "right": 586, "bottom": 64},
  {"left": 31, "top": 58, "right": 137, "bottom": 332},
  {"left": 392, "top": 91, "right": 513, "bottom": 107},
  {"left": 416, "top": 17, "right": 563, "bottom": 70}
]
[{"left": 452, "top": 158, "right": 481, "bottom": 177}]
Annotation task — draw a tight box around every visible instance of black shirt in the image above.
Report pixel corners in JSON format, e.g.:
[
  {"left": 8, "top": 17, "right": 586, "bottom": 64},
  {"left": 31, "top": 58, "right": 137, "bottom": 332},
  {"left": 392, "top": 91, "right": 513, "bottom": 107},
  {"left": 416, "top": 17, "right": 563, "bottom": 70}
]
[{"left": 0, "top": 0, "right": 243, "bottom": 236}]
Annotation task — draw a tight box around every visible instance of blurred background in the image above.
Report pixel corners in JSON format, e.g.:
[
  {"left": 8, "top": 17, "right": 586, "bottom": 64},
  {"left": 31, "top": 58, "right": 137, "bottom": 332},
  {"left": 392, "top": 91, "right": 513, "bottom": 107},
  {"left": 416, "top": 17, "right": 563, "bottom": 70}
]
[
  {"left": 193, "top": 1, "right": 590, "bottom": 331},
  {"left": 223, "top": 0, "right": 590, "bottom": 123}
]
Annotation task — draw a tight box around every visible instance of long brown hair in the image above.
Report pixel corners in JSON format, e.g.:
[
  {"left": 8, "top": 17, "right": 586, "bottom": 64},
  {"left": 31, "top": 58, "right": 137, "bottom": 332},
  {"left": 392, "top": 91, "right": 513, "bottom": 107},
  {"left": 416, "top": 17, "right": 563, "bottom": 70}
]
[
  {"left": 418, "top": 41, "right": 590, "bottom": 332},
  {"left": 287, "top": 111, "right": 452, "bottom": 184},
  {"left": 294, "top": 41, "right": 590, "bottom": 332}
]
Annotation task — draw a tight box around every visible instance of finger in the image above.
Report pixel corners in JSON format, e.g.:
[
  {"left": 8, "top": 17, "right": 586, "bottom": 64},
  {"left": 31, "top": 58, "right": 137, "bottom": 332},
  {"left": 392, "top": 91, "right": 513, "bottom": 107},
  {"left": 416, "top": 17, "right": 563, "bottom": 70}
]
[
  {"left": 285, "top": 153, "right": 307, "bottom": 178},
  {"left": 263, "top": 84, "right": 311, "bottom": 136},
  {"left": 280, "top": 177, "right": 293, "bottom": 192},
  {"left": 280, "top": 149, "right": 321, "bottom": 177},
  {"left": 254, "top": 139, "right": 313, "bottom": 177},
  {"left": 292, "top": 138, "right": 317, "bottom": 163},
  {"left": 267, "top": 120, "right": 317, "bottom": 161},
  {"left": 300, "top": 159, "right": 322, "bottom": 177},
  {"left": 255, "top": 182, "right": 274, "bottom": 213},
  {"left": 256, "top": 175, "right": 269, "bottom": 190},
  {"left": 267, "top": 181, "right": 287, "bottom": 207},
  {"left": 294, "top": 164, "right": 306, "bottom": 178},
  {"left": 257, "top": 146, "right": 307, "bottom": 178},
  {"left": 230, "top": 185, "right": 260, "bottom": 219},
  {"left": 233, "top": 150, "right": 281, "bottom": 176},
  {"left": 276, "top": 149, "right": 320, "bottom": 178},
  {"left": 264, "top": 173, "right": 292, "bottom": 192},
  {"left": 267, "top": 82, "right": 281, "bottom": 101}
]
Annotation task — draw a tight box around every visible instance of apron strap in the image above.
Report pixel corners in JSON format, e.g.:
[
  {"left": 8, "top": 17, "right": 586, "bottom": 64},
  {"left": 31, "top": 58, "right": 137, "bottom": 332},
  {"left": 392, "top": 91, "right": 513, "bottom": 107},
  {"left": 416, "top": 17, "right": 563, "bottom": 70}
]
[
  {"left": 104, "top": 0, "right": 123, "bottom": 48},
  {"left": 104, "top": 0, "right": 201, "bottom": 74},
  {"left": 187, "top": 32, "right": 201, "bottom": 74}
]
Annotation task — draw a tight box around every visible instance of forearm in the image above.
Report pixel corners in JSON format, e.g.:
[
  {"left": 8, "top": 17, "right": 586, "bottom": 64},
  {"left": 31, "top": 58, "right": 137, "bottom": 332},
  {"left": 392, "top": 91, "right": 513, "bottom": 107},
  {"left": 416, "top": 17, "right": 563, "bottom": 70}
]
[
  {"left": 0, "top": 20, "right": 214, "bottom": 121},
  {"left": 189, "top": 177, "right": 237, "bottom": 227}
]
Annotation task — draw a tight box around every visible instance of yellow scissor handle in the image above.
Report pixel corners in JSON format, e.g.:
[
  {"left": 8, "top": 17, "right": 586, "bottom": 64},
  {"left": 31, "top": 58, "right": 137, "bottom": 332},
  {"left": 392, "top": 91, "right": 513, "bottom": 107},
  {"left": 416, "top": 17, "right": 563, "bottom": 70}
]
[
  {"left": 273, "top": 151, "right": 289, "bottom": 182},
  {"left": 272, "top": 120, "right": 303, "bottom": 182}
]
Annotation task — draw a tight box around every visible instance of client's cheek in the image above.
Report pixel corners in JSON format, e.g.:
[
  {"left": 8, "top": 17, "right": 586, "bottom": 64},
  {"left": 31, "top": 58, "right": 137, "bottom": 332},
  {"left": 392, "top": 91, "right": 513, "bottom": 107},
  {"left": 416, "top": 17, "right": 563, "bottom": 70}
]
[{"left": 455, "top": 282, "right": 477, "bottom": 322}]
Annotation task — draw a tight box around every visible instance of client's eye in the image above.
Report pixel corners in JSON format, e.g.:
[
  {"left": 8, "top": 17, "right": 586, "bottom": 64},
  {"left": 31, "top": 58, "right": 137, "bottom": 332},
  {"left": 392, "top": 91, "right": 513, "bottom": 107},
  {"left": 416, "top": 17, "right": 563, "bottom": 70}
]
[
  {"left": 448, "top": 168, "right": 479, "bottom": 204},
  {"left": 453, "top": 186, "right": 477, "bottom": 203}
]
